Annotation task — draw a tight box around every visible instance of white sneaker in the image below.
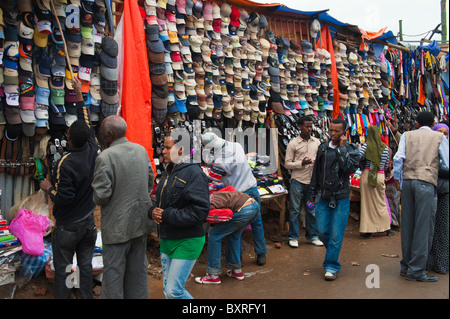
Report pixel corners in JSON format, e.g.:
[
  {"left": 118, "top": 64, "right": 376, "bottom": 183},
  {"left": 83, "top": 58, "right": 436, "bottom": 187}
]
[
  {"left": 289, "top": 240, "right": 299, "bottom": 248},
  {"left": 324, "top": 272, "right": 337, "bottom": 281},
  {"left": 307, "top": 238, "right": 324, "bottom": 246}
]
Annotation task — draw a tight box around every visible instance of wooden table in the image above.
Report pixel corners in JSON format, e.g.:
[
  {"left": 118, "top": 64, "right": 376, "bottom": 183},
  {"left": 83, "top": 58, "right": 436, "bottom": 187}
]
[
  {"left": 350, "top": 185, "right": 361, "bottom": 202},
  {"left": 260, "top": 191, "right": 289, "bottom": 235}
]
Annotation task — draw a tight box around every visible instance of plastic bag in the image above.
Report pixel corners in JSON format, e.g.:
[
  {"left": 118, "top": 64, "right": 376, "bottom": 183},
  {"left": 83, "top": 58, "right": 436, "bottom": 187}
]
[
  {"left": 19, "top": 242, "right": 52, "bottom": 278},
  {"left": 8, "top": 190, "right": 54, "bottom": 236},
  {"left": 9, "top": 209, "right": 50, "bottom": 256}
]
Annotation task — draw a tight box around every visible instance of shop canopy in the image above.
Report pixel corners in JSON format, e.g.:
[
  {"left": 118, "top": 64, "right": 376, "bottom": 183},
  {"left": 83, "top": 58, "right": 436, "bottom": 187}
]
[{"left": 217, "top": 0, "right": 399, "bottom": 48}]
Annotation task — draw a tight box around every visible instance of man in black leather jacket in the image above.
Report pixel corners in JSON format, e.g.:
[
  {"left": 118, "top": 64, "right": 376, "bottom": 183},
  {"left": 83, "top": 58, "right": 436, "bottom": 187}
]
[{"left": 307, "top": 118, "right": 360, "bottom": 281}]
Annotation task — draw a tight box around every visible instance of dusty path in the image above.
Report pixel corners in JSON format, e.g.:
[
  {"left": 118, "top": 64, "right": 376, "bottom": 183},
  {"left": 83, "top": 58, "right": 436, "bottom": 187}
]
[
  {"left": 148, "top": 222, "right": 449, "bottom": 300},
  {"left": 9, "top": 219, "right": 448, "bottom": 302}
]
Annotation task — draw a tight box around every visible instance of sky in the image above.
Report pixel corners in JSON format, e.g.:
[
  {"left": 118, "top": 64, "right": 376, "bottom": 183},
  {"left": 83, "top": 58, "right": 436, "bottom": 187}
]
[{"left": 252, "top": 0, "right": 448, "bottom": 43}]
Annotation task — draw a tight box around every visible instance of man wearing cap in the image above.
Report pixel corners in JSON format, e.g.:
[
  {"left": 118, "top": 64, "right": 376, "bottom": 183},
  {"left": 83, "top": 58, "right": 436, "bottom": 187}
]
[
  {"left": 39, "top": 78, "right": 98, "bottom": 299},
  {"left": 201, "top": 132, "right": 267, "bottom": 266},
  {"left": 92, "top": 115, "right": 155, "bottom": 299},
  {"left": 285, "top": 115, "right": 323, "bottom": 248}
]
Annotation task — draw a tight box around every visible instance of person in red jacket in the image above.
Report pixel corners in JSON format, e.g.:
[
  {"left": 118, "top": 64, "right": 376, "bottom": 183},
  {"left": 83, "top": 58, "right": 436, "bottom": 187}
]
[{"left": 195, "top": 186, "right": 260, "bottom": 285}]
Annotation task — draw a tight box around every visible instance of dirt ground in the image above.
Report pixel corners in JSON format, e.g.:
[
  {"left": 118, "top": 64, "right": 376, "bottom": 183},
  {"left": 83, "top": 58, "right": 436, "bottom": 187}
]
[{"left": 5, "top": 207, "right": 449, "bottom": 301}]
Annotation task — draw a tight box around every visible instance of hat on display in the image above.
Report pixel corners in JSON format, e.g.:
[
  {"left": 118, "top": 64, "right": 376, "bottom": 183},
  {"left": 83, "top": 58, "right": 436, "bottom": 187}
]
[
  {"left": 193, "top": 0, "right": 203, "bottom": 19},
  {"left": 247, "top": 12, "right": 260, "bottom": 32},
  {"left": 184, "top": 0, "right": 194, "bottom": 15},
  {"left": 100, "top": 51, "right": 118, "bottom": 68},
  {"left": 100, "top": 64, "right": 118, "bottom": 81},
  {"left": 203, "top": 1, "right": 213, "bottom": 21},
  {"left": 230, "top": 6, "right": 240, "bottom": 27},
  {"left": 100, "top": 102, "right": 118, "bottom": 118},
  {"left": 220, "top": 3, "right": 232, "bottom": 24},
  {"left": 146, "top": 24, "right": 160, "bottom": 41},
  {"left": 147, "top": 38, "right": 165, "bottom": 53},
  {"left": 101, "top": 37, "right": 118, "bottom": 57},
  {"left": 259, "top": 15, "right": 268, "bottom": 30},
  {"left": 310, "top": 19, "right": 321, "bottom": 39}
]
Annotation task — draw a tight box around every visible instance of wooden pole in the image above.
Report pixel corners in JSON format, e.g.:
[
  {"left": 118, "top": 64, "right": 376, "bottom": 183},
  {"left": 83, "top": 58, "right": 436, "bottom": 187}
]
[{"left": 49, "top": 0, "right": 74, "bottom": 79}]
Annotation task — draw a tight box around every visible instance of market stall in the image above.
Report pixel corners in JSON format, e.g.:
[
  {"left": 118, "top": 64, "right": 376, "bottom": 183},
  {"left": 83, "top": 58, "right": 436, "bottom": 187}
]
[{"left": 0, "top": 0, "right": 448, "bottom": 293}]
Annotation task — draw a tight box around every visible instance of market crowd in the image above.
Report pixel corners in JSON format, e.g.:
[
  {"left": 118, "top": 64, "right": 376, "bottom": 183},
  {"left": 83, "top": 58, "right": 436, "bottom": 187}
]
[{"left": 41, "top": 79, "right": 449, "bottom": 298}]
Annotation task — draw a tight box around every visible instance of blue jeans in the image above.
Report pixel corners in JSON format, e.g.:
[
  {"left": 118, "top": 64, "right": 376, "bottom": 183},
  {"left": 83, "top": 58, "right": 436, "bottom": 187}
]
[
  {"left": 208, "top": 201, "right": 260, "bottom": 275},
  {"left": 288, "top": 179, "right": 319, "bottom": 241},
  {"left": 161, "top": 253, "right": 197, "bottom": 299},
  {"left": 242, "top": 187, "right": 267, "bottom": 255},
  {"left": 315, "top": 196, "right": 350, "bottom": 273}
]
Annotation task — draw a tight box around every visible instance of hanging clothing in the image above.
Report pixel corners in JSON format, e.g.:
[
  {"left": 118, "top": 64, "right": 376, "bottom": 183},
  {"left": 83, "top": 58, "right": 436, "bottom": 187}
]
[
  {"left": 359, "top": 169, "right": 391, "bottom": 234},
  {"left": 359, "top": 127, "right": 391, "bottom": 234},
  {"left": 364, "top": 126, "right": 388, "bottom": 187}
]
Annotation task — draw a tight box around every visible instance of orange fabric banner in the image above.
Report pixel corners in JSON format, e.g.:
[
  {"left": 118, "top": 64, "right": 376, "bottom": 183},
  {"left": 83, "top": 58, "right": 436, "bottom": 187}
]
[
  {"left": 359, "top": 26, "right": 388, "bottom": 51},
  {"left": 121, "top": 0, "right": 156, "bottom": 174},
  {"left": 316, "top": 25, "right": 340, "bottom": 119},
  {"left": 359, "top": 26, "right": 388, "bottom": 40}
]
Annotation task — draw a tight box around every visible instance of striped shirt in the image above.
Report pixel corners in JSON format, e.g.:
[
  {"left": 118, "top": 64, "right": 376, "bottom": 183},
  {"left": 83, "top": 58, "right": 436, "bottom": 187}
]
[{"left": 359, "top": 143, "right": 390, "bottom": 170}]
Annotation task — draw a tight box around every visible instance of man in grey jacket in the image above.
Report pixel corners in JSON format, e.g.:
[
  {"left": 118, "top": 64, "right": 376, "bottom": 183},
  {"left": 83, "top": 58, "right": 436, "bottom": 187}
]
[{"left": 92, "top": 115, "right": 155, "bottom": 298}]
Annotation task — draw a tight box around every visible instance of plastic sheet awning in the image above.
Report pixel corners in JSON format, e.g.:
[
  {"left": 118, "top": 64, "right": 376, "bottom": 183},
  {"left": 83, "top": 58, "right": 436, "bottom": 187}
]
[
  {"left": 267, "top": 5, "right": 328, "bottom": 19},
  {"left": 229, "top": 0, "right": 397, "bottom": 45}
]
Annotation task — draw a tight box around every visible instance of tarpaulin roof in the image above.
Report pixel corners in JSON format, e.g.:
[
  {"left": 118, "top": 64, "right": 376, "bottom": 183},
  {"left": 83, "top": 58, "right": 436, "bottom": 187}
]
[
  {"left": 226, "top": 0, "right": 399, "bottom": 45},
  {"left": 266, "top": 5, "right": 328, "bottom": 19},
  {"left": 214, "top": 0, "right": 281, "bottom": 11},
  {"left": 377, "top": 30, "right": 399, "bottom": 45}
]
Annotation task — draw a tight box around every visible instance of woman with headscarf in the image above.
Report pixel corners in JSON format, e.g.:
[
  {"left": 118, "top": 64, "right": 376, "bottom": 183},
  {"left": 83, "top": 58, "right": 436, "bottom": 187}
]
[
  {"left": 427, "top": 123, "right": 449, "bottom": 274},
  {"left": 358, "top": 126, "right": 394, "bottom": 238}
]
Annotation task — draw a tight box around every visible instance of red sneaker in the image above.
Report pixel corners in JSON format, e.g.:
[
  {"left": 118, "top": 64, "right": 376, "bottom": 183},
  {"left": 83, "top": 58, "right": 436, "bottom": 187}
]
[
  {"left": 227, "top": 269, "right": 245, "bottom": 280},
  {"left": 195, "top": 275, "right": 221, "bottom": 285}
]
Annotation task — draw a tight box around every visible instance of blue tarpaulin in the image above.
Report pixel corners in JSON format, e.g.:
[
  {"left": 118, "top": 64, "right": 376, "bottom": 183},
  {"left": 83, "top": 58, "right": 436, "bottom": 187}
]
[
  {"left": 268, "top": 3, "right": 396, "bottom": 46},
  {"left": 268, "top": 5, "right": 327, "bottom": 18},
  {"left": 227, "top": 1, "right": 401, "bottom": 48}
]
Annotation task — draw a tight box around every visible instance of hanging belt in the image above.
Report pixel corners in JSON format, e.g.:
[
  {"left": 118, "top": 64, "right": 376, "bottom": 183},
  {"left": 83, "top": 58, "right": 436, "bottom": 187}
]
[{"left": 0, "top": 137, "right": 7, "bottom": 174}]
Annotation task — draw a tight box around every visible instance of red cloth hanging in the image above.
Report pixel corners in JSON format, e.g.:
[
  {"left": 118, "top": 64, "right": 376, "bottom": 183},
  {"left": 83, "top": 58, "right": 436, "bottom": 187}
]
[
  {"left": 316, "top": 25, "right": 339, "bottom": 119},
  {"left": 121, "top": 0, "right": 156, "bottom": 174}
]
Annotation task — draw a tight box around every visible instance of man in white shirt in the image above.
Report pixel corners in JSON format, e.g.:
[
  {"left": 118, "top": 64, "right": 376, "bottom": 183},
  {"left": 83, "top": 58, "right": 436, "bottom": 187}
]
[{"left": 285, "top": 116, "right": 323, "bottom": 248}]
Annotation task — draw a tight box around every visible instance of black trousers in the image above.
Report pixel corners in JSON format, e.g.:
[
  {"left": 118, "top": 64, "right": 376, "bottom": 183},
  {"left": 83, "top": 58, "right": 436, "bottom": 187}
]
[{"left": 52, "top": 214, "right": 97, "bottom": 299}]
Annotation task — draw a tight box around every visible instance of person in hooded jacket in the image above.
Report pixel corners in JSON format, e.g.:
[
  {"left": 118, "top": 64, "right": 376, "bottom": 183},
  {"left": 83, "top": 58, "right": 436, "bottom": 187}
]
[{"left": 150, "top": 134, "right": 210, "bottom": 299}]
